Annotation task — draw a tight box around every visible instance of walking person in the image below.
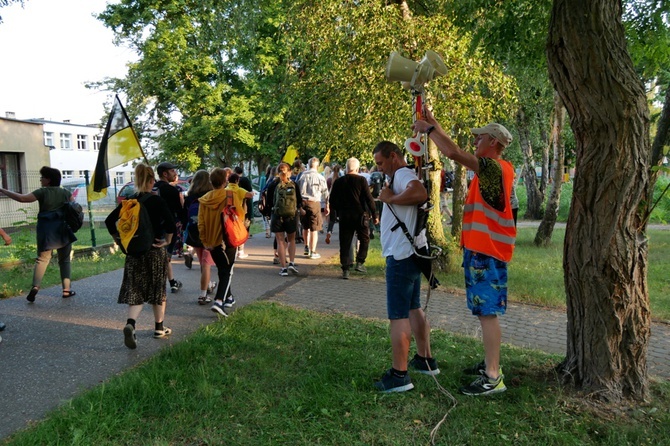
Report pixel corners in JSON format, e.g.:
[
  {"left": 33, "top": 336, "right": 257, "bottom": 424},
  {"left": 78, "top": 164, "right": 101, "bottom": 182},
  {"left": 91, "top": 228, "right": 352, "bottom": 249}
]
[
  {"left": 328, "top": 157, "right": 377, "bottom": 279},
  {"left": 105, "top": 163, "right": 176, "bottom": 349},
  {"left": 0, "top": 166, "right": 77, "bottom": 302},
  {"left": 266, "top": 162, "right": 303, "bottom": 276},
  {"left": 233, "top": 166, "right": 253, "bottom": 258},
  {"left": 225, "top": 172, "right": 254, "bottom": 275},
  {"left": 183, "top": 170, "right": 216, "bottom": 305},
  {"left": 197, "top": 168, "right": 238, "bottom": 316},
  {"left": 372, "top": 141, "right": 439, "bottom": 392},
  {"left": 298, "top": 157, "right": 329, "bottom": 259},
  {"left": 413, "top": 111, "right": 516, "bottom": 395},
  {"left": 154, "top": 162, "right": 186, "bottom": 293}
]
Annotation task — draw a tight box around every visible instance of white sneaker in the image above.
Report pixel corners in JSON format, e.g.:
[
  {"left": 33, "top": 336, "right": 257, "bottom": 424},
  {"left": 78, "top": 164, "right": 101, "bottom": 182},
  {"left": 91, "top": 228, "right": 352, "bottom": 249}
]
[
  {"left": 237, "top": 251, "right": 249, "bottom": 259},
  {"left": 309, "top": 252, "right": 321, "bottom": 259}
]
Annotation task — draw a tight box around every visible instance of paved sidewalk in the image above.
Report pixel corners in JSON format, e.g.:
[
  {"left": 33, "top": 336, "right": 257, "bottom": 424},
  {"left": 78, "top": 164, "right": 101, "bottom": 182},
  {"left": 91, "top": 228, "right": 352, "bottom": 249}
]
[{"left": 1, "top": 228, "right": 669, "bottom": 440}]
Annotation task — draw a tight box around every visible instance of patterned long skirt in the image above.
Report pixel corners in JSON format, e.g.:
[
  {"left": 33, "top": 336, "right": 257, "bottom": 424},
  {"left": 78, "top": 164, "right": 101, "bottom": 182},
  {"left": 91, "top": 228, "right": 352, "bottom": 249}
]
[{"left": 118, "top": 248, "right": 169, "bottom": 306}]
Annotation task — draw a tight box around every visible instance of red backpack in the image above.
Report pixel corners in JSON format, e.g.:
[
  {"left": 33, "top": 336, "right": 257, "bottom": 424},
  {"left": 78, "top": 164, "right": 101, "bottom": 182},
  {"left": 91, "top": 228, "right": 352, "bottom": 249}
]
[{"left": 222, "top": 190, "right": 249, "bottom": 248}]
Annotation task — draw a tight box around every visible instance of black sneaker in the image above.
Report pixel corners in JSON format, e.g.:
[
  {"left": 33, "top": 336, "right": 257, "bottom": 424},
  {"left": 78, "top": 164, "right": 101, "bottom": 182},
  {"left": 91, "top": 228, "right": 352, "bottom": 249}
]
[
  {"left": 462, "top": 360, "right": 502, "bottom": 376},
  {"left": 374, "top": 369, "right": 414, "bottom": 393},
  {"left": 459, "top": 373, "right": 506, "bottom": 396},
  {"left": 170, "top": 279, "right": 183, "bottom": 293},
  {"left": 304, "top": 246, "right": 310, "bottom": 256},
  {"left": 184, "top": 253, "right": 193, "bottom": 269},
  {"left": 224, "top": 296, "right": 236, "bottom": 308},
  {"left": 463, "top": 360, "right": 486, "bottom": 376},
  {"left": 288, "top": 263, "right": 299, "bottom": 274},
  {"left": 211, "top": 301, "right": 229, "bottom": 317},
  {"left": 123, "top": 324, "right": 137, "bottom": 349},
  {"left": 409, "top": 354, "right": 440, "bottom": 375},
  {"left": 279, "top": 268, "right": 289, "bottom": 276}
]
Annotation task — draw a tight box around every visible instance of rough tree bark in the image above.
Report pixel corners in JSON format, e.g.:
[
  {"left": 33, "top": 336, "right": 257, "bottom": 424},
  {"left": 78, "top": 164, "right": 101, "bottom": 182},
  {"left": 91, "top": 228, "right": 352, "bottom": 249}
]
[
  {"left": 535, "top": 92, "right": 565, "bottom": 246},
  {"left": 517, "top": 108, "right": 544, "bottom": 219},
  {"left": 450, "top": 163, "right": 466, "bottom": 240},
  {"left": 547, "top": 0, "right": 651, "bottom": 402}
]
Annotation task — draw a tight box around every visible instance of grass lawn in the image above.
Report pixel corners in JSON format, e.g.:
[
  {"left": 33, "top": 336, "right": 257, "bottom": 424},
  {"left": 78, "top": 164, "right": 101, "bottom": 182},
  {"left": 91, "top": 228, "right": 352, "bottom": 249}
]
[
  {"left": 351, "top": 226, "right": 670, "bottom": 322},
  {"left": 3, "top": 302, "right": 669, "bottom": 445}
]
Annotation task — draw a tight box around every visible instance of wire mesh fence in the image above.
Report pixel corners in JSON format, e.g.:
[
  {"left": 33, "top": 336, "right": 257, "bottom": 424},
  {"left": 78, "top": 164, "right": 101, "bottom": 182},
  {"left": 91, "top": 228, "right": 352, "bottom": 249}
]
[{"left": 0, "top": 171, "right": 122, "bottom": 264}]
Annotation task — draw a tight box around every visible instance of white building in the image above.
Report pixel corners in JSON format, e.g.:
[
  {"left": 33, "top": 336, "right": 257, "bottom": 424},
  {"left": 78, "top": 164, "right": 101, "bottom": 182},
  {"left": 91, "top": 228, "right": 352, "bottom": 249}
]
[{"left": 27, "top": 117, "right": 140, "bottom": 189}]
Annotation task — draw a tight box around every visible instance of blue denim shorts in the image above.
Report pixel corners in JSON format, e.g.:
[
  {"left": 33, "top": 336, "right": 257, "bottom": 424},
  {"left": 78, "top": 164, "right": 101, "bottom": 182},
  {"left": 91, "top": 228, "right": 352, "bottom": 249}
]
[
  {"left": 385, "top": 255, "right": 422, "bottom": 319},
  {"left": 463, "top": 248, "right": 508, "bottom": 316}
]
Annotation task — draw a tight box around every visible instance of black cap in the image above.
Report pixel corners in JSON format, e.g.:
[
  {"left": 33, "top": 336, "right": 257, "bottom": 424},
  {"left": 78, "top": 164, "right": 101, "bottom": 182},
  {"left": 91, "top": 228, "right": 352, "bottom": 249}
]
[{"left": 157, "top": 162, "right": 177, "bottom": 176}]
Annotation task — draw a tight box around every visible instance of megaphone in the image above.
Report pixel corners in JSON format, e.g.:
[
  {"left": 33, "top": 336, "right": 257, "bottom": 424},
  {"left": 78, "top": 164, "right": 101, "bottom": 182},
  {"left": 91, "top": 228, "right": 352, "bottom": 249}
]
[{"left": 385, "top": 50, "right": 447, "bottom": 89}]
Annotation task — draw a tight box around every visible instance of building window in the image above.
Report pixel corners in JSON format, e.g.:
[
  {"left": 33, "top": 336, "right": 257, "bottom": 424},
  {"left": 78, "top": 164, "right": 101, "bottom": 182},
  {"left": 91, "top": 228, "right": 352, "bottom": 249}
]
[
  {"left": 62, "top": 170, "right": 74, "bottom": 179},
  {"left": 0, "top": 152, "right": 21, "bottom": 191},
  {"left": 44, "top": 132, "right": 54, "bottom": 147},
  {"left": 115, "top": 172, "right": 125, "bottom": 185},
  {"left": 60, "top": 133, "right": 72, "bottom": 150},
  {"left": 77, "top": 135, "right": 88, "bottom": 150},
  {"left": 93, "top": 135, "right": 102, "bottom": 150}
]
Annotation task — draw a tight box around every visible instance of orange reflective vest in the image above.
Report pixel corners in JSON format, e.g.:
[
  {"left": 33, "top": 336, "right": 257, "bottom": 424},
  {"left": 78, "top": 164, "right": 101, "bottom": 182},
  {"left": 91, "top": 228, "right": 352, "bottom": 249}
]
[{"left": 461, "top": 159, "right": 516, "bottom": 262}]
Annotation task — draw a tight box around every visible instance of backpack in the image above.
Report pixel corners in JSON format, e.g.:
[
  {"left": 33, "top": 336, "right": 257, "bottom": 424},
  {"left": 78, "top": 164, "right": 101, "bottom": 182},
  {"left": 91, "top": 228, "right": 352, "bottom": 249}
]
[
  {"left": 62, "top": 201, "right": 84, "bottom": 233},
  {"left": 370, "top": 172, "right": 384, "bottom": 199},
  {"left": 387, "top": 167, "right": 441, "bottom": 289},
  {"left": 222, "top": 190, "right": 249, "bottom": 248},
  {"left": 257, "top": 188, "right": 271, "bottom": 217},
  {"left": 184, "top": 198, "right": 202, "bottom": 247},
  {"left": 114, "top": 193, "right": 155, "bottom": 256},
  {"left": 273, "top": 181, "right": 297, "bottom": 218}
]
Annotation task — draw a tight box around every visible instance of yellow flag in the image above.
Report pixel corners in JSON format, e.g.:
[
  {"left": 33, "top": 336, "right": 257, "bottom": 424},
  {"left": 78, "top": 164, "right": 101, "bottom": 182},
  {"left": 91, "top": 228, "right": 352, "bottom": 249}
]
[
  {"left": 282, "top": 146, "right": 299, "bottom": 164},
  {"left": 90, "top": 95, "right": 145, "bottom": 201},
  {"left": 318, "top": 149, "right": 331, "bottom": 172}
]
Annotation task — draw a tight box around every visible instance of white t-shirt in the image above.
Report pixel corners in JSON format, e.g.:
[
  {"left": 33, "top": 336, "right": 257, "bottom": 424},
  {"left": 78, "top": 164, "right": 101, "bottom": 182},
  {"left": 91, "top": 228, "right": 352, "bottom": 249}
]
[{"left": 380, "top": 167, "right": 418, "bottom": 260}]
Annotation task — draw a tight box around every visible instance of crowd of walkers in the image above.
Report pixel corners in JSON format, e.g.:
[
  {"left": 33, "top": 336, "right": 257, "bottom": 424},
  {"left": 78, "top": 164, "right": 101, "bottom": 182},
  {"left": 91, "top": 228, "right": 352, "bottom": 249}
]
[{"left": 0, "top": 116, "right": 517, "bottom": 398}]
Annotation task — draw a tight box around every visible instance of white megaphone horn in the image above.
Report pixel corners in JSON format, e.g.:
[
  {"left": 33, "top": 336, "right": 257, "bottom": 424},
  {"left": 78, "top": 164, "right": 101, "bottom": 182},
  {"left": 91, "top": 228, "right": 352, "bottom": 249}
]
[{"left": 385, "top": 50, "right": 448, "bottom": 89}]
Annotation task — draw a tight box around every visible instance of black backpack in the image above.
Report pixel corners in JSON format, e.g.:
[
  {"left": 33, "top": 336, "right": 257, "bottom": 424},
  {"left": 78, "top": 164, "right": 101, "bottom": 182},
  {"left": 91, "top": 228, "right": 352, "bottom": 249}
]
[
  {"left": 257, "top": 188, "right": 271, "bottom": 217},
  {"left": 273, "top": 181, "right": 297, "bottom": 218},
  {"left": 62, "top": 201, "right": 84, "bottom": 233},
  {"left": 184, "top": 198, "right": 202, "bottom": 247},
  {"left": 114, "top": 193, "right": 155, "bottom": 257}
]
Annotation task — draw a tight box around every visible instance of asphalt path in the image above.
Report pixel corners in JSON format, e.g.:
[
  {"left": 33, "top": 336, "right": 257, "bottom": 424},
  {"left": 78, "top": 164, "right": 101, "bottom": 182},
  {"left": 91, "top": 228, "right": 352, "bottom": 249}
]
[{"left": 0, "top": 230, "right": 341, "bottom": 440}]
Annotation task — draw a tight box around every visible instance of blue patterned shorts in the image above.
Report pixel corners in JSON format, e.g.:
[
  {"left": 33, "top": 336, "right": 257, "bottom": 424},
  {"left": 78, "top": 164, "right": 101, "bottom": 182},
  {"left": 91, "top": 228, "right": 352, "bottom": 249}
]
[{"left": 463, "top": 248, "right": 508, "bottom": 316}]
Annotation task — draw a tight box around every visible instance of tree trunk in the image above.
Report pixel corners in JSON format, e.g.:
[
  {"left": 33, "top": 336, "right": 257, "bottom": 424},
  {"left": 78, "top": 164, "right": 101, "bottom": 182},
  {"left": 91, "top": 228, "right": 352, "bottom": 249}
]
[
  {"left": 517, "top": 108, "right": 544, "bottom": 219},
  {"left": 451, "top": 163, "right": 466, "bottom": 240},
  {"left": 649, "top": 85, "right": 670, "bottom": 189},
  {"left": 535, "top": 92, "right": 565, "bottom": 246},
  {"left": 427, "top": 140, "right": 450, "bottom": 272},
  {"left": 547, "top": 0, "right": 651, "bottom": 402}
]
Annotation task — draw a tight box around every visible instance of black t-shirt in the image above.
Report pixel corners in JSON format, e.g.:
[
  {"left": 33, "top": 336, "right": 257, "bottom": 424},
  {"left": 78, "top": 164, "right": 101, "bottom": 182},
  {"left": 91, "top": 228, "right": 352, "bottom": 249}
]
[{"left": 154, "top": 180, "right": 186, "bottom": 225}]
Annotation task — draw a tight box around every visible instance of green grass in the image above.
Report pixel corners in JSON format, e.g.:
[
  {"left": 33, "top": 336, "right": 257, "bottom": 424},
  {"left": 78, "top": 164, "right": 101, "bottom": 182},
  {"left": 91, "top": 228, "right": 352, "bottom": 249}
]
[
  {"left": 353, "top": 227, "right": 670, "bottom": 322},
  {"left": 3, "top": 302, "right": 669, "bottom": 445},
  {"left": 0, "top": 249, "right": 126, "bottom": 299}
]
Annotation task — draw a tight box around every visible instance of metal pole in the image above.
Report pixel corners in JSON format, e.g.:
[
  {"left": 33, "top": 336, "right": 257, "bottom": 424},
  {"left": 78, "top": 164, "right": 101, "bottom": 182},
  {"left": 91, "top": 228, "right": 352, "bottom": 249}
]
[{"left": 84, "top": 170, "right": 97, "bottom": 247}]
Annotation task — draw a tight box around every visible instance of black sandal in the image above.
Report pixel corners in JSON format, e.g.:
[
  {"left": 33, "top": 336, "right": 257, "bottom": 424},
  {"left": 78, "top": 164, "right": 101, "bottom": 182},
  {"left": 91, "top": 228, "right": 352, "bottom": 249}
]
[
  {"left": 62, "top": 290, "right": 76, "bottom": 298},
  {"left": 27, "top": 286, "right": 39, "bottom": 303}
]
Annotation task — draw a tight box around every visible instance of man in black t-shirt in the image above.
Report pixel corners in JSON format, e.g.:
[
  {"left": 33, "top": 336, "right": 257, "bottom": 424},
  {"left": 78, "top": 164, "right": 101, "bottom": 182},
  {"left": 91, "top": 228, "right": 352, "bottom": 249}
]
[
  {"left": 154, "top": 162, "right": 185, "bottom": 293},
  {"left": 329, "top": 157, "right": 378, "bottom": 279},
  {"left": 234, "top": 166, "right": 253, "bottom": 258}
]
